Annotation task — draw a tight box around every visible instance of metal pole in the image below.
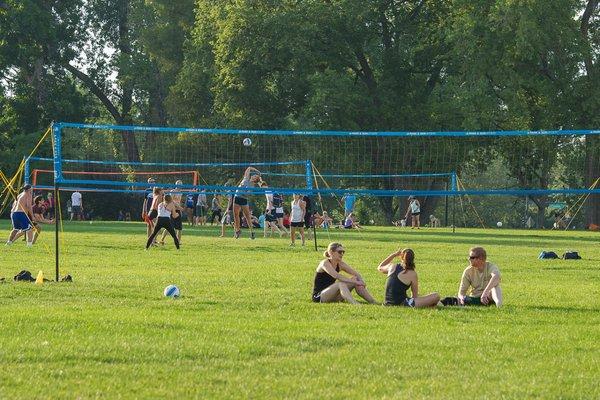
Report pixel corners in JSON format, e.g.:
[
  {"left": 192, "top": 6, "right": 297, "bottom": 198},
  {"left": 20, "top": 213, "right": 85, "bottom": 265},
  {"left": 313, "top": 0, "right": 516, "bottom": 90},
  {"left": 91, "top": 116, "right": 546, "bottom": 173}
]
[
  {"left": 313, "top": 218, "right": 318, "bottom": 251},
  {"left": 444, "top": 182, "right": 449, "bottom": 227},
  {"left": 452, "top": 194, "right": 456, "bottom": 234},
  {"left": 54, "top": 183, "right": 60, "bottom": 281}
]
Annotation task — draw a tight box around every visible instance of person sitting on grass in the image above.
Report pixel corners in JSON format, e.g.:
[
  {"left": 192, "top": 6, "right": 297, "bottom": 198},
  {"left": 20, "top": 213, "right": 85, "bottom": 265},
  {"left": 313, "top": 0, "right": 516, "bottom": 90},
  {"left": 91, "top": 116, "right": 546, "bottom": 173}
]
[
  {"left": 441, "top": 246, "right": 503, "bottom": 307},
  {"left": 378, "top": 248, "right": 440, "bottom": 307},
  {"left": 343, "top": 212, "right": 362, "bottom": 230},
  {"left": 312, "top": 242, "right": 377, "bottom": 304},
  {"left": 31, "top": 195, "right": 55, "bottom": 244}
]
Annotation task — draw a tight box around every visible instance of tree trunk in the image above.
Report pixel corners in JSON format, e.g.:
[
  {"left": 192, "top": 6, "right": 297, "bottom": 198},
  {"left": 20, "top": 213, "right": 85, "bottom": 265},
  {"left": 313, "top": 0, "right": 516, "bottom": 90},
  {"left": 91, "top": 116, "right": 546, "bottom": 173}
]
[
  {"left": 585, "top": 135, "right": 600, "bottom": 226},
  {"left": 117, "top": 0, "right": 140, "bottom": 162}
]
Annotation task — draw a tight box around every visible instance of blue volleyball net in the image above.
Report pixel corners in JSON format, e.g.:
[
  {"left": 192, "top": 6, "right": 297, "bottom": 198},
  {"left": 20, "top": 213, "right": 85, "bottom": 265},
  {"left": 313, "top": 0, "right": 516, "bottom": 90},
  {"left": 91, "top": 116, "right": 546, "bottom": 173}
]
[{"left": 46, "top": 122, "right": 599, "bottom": 228}]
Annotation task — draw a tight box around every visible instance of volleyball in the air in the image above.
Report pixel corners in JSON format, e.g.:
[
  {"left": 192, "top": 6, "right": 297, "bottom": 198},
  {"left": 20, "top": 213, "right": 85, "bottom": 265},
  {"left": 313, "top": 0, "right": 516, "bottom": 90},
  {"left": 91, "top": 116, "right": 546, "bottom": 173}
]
[
  {"left": 243, "top": 137, "right": 252, "bottom": 147},
  {"left": 163, "top": 284, "right": 180, "bottom": 298},
  {"left": 496, "top": 221, "right": 503, "bottom": 228}
]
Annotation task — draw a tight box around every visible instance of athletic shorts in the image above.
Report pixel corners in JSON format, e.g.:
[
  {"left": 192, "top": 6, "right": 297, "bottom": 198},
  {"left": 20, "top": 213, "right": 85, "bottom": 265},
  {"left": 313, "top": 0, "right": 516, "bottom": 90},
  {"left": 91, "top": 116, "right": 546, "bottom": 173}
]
[
  {"left": 411, "top": 212, "right": 421, "bottom": 216},
  {"left": 290, "top": 221, "right": 304, "bottom": 228},
  {"left": 304, "top": 216, "right": 312, "bottom": 228},
  {"left": 72, "top": 205, "right": 82, "bottom": 215},
  {"left": 148, "top": 209, "right": 158, "bottom": 221},
  {"left": 266, "top": 211, "right": 277, "bottom": 222},
  {"left": 384, "top": 298, "right": 415, "bottom": 307},
  {"left": 464, "top": 296, "right": 495, "bottom": 306},
  {"left": 234, "top": 196, "right": 248, "bottom": 206},
  {"left": 196, "top": 205, "right": 206, "bottom": 217},
  {"left": 172, "top": 212, "right": 183, "bottom": 230},
  {"left": 11, "top": 212, "right": 32, "bottom": 231}
]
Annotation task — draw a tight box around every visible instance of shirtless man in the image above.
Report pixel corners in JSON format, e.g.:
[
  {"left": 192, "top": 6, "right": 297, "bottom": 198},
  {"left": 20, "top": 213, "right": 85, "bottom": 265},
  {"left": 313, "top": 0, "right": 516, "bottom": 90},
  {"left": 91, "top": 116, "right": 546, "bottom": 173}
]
[{"left": 6, "top": 184, "right": 35, "bottom": 246}]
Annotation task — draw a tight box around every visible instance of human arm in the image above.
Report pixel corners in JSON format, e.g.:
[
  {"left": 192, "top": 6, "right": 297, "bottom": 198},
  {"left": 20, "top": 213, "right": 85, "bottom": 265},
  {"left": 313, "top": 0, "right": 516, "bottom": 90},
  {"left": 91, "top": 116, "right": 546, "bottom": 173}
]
[
  {"left": 142, "top": 197, "right": 148, "bottom": 219},
  {"left": 300, "top": 200, "right": 306, "bottom": 220},
  {"left": 410, "top": 272, "right": 419, "bottom": 298},
  {"left": 480, "top": 271, "right": 501, "bottom": 305},
  {"left": 457, "top": 268, "right": 471, "bottom": 305},
  {"left": 243, "top": 167, "right": 261, "bottom": 180},
  {"left": 321, "top": 261, "right": 360, "bottom": 285},
  {"left": 37, "top": 214, "right": 54, "bottom": 224},
  {"left": 339, "top": 261, "right": 366, "bottom": 286},
  {"left": 377, "top": 250, "right": 402, "bottom": 274}
]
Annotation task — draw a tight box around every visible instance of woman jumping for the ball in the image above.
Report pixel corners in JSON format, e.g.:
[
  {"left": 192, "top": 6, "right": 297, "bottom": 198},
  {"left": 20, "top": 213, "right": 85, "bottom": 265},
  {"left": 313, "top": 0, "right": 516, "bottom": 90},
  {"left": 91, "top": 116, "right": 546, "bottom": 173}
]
[
  {"left": 233, "top": 166, "right": 262, "bottom": 239},
  {"left": 146, "top": 194, "right": 180, "bottom": 250}
]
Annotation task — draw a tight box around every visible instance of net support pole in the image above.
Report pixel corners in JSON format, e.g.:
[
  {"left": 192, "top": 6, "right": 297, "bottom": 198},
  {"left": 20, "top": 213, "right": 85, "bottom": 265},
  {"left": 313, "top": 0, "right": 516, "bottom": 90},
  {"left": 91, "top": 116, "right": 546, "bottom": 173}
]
[
  {"left": 444, "top": 182, "right": 449, "bottom": 227},
  {"left": 451, "top": 172, "right": 457, "bottom": 233},
  {"left": 54, "top": 182, "right": 60, "bottom": 282},
  {"left": 306, "top": 160, "right": 318, "bottom": 251},
  {"left": 52, "top": 123, "right": 62, "bottom": 282}
]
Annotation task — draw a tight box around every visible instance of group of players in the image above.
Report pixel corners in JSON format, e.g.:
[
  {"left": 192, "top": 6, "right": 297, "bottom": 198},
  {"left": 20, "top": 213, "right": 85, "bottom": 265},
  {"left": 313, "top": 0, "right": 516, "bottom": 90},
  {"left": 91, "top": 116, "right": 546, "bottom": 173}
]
[{"left": 141, "top": 167, "right": 317, "bottom": 249}]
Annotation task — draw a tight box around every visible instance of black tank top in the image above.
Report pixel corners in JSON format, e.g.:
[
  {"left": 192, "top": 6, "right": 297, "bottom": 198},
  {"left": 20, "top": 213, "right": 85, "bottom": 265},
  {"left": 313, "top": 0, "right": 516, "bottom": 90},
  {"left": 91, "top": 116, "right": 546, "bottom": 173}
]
[
  {"left": 384, "top": 264, "right": 411, "bottom": 305},
  {"left": 312, "top": 262, "right": 339, "bottom": 297}
]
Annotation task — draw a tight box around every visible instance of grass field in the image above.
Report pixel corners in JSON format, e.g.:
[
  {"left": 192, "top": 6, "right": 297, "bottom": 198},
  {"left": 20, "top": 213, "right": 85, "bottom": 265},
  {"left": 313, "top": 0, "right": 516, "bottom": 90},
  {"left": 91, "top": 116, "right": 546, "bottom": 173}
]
[{"left": 1, "top": 221, "right": 599, "bottom": 399}]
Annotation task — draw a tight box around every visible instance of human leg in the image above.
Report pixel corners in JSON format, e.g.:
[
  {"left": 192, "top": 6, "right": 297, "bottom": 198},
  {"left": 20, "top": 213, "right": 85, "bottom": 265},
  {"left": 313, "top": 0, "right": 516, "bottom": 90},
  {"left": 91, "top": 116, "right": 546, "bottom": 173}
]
[
  {"left": 299, "top": 227, "right": 305, "bottom": 245},
  {"left": 319, "top": 282, "right": 359, "bottom": 304},
  {"left": 32, "top": 225, "right": 41, "bottom": 244},
  {"left": 164, "top": 221, "right": 180, "bottom": 249},
  {"left": 354, "top": 284, "right": 378, "bottom": 304},
  {"left": 233, "top": 203, "right": 242, "bottom": 236},
  {"left": 491, "top": 285, "right": 503, "bottom": 307},
  {"left": 413, "top": 292, "right": 441, "bottom": 308},
  {"left": 146, "top": 220, "right": 164, "bottom": 248},
  {"left": 241, "top": 206, "right": 254, "bottom": 238},
  {"left": 290, "top": 226, "right": 296, "bottom": 245}
]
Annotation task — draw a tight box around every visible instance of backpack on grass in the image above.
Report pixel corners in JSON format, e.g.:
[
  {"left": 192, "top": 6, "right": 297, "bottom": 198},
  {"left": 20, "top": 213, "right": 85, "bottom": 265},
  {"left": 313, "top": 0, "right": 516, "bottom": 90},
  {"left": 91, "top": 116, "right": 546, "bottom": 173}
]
[
  {"left": 538, "top": 251, "right": 559, "bottom": 259},
  {"left": 562, "top": 251, "right": 581, "bottom": 260}
]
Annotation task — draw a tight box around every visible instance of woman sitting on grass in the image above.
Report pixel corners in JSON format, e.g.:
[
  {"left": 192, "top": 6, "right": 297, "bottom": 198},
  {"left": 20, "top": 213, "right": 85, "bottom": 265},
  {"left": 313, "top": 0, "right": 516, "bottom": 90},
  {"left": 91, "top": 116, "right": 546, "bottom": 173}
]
[
  {"left": 146, "top": 194, "right": 180, "bottom": 250},
  {"left": 378, "top": 248, "right": 439, "bottom": 307},
  {"left": 312, "top": 242, "right": 377, "bottom": 304}
]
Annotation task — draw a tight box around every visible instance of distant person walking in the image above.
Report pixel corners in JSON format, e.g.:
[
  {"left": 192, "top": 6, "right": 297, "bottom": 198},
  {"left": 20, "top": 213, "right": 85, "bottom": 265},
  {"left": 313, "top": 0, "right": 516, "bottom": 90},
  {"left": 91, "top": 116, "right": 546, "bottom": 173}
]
[
  {"left": 405, "top": 196, "right": 421, "bottom": 229},
  {"left": 71, "top": 190, "right": 83, "bottom": 221}
]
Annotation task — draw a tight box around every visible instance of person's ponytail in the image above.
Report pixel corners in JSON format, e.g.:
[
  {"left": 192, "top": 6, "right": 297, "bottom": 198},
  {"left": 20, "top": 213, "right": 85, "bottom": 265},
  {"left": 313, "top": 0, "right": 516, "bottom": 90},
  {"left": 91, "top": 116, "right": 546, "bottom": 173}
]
[{"left": 401, "top": 248, "right": 415, "bottom": 273}]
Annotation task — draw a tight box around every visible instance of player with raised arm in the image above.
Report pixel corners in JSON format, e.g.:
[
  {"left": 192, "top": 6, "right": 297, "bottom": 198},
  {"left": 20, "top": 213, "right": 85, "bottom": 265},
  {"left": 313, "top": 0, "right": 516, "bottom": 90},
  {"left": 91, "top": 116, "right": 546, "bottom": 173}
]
[{"left": 233, "top": 166, "right": 261, "bottom": 239}]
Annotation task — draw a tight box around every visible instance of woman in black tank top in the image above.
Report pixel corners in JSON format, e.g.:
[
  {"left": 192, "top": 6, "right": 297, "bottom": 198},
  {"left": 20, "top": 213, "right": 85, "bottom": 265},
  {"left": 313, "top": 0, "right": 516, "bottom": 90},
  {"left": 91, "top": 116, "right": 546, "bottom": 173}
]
[
  {"left": 311, "top": 242, "right": 377, "bottom": 304},
  {"left": 377, "top": 248, "right": 440, "bottom": 308}
]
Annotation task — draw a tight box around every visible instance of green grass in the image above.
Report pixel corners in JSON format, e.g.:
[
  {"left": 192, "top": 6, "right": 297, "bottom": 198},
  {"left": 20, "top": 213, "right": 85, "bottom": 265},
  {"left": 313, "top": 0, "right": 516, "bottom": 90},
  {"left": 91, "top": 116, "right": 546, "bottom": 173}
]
[{"left": 1, "top": 221, "right": 599, "bottom": 399}]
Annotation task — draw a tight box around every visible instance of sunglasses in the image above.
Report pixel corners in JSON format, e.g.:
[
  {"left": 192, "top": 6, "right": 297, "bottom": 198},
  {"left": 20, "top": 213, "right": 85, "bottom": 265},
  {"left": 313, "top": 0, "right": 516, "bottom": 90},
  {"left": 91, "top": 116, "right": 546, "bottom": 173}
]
[
  {"left": 469, "top": 256, "right": 479, "bottom": 260},
  {"left": 336, "top": 250, "right": 346, "bottom": 255}
]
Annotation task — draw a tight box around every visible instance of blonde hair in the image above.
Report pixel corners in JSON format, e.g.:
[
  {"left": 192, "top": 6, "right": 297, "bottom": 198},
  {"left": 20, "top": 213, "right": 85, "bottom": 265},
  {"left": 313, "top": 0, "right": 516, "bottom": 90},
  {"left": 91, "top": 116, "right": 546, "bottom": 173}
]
[{"left": 323, "top": 242, "right": 343, "bottom": 258}]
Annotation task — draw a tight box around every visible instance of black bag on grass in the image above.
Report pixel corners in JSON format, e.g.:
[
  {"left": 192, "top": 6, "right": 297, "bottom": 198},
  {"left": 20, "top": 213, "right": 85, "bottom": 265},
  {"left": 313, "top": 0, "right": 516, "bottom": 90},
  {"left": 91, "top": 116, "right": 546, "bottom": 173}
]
[
  {"left": 562, "top": 251, "right": 581, "bottom": 260},
  {"left": 14, "top": 270, "right": 35, "bottom": 282},
  {"left": 538, "top": 251, "right": 559, "bottom": 259}
]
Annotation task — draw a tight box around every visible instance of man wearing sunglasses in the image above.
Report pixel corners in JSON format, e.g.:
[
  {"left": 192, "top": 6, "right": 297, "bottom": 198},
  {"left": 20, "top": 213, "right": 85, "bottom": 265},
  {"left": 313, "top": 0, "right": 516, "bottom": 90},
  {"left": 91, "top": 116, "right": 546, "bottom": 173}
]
[{"left": 458, "top": 247, "right": 503, "bottom": 307}]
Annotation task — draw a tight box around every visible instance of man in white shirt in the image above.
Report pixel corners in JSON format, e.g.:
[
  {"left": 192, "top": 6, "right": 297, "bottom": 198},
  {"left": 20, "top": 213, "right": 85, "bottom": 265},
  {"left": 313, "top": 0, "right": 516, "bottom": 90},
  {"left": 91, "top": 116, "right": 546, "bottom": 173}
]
[{"left": 71, "top": 190, "right": 83, "bottom": 221}]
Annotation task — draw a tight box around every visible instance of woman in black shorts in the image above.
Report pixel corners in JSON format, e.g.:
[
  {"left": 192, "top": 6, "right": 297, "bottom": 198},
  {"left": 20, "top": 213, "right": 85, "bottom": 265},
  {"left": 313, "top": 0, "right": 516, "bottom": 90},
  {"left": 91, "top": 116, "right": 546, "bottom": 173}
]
[{"left": 312, "top": 242, "right": 377, "bottom": 304}]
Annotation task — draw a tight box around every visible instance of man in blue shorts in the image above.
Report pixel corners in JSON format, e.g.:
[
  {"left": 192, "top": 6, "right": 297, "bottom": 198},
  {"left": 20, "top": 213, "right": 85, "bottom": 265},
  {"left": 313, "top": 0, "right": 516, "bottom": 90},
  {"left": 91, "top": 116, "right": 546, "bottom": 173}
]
[{"left": 6, "top": 184, "right": 35, "bottom": 246}]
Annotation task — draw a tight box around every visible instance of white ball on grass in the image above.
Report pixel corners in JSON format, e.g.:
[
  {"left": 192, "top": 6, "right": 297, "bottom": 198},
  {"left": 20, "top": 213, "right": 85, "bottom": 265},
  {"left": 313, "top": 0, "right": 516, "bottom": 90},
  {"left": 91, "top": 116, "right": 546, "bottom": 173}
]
[
  {"left": 243, "top": 137, "right": 252, "bottom": 147},
  {"left": 496, "top": 221, "right": 503, "bottom": 228},
  {"left": 164, "top": 284, "right": 180, "bottom": 298}
]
